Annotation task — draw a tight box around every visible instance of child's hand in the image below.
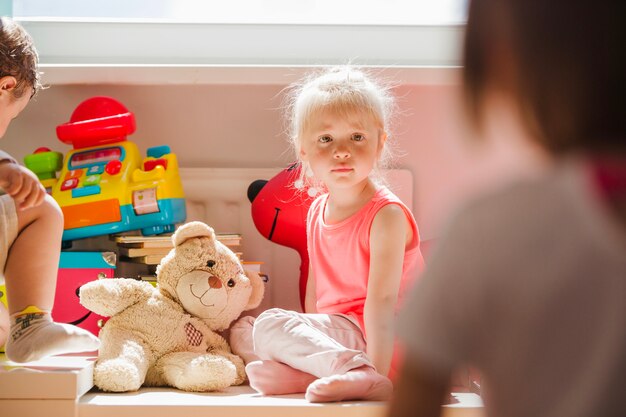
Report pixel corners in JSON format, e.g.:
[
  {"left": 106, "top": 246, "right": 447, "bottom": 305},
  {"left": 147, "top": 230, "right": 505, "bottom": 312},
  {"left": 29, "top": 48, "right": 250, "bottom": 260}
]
[{"left": 0, "top": 161, "right": 46, "bottom": 210}]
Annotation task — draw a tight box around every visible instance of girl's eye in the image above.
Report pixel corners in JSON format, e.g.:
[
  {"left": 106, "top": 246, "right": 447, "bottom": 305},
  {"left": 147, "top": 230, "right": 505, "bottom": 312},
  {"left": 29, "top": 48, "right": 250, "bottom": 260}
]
[
  {"left": 352, "top": 133, "right": 365, "bottom": 142},
  {"left": 206, "top": 260, "right": 216, "bottom": 268},
  {"left": 227, "top": 279, "right": 236, "bottom": 288},
  {"left": 318, "top": 135, "right": 332, "bottom": 143}
]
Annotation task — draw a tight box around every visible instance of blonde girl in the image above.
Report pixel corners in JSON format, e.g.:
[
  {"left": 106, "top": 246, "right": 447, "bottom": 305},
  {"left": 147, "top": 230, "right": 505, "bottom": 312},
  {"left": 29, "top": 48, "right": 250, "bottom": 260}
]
[{"left": 231, "top": 66, "right": 424, "bottom": 402}]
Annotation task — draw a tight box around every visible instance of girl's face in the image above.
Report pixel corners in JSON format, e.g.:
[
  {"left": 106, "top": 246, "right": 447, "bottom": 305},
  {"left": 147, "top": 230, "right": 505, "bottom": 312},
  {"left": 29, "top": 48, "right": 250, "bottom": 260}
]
[
  {"left": 0, "top": 79, "right": 31, "bottom": 138},
  {"left": 299, "top": 109, "right": 386, "bottom": 191}
]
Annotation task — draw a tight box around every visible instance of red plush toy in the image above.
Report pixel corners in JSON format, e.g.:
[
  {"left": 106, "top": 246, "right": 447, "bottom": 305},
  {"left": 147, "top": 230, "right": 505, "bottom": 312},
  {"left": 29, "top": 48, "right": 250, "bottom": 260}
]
[{"left": 248, "top": 163, "right": 316, "bottom": 309}]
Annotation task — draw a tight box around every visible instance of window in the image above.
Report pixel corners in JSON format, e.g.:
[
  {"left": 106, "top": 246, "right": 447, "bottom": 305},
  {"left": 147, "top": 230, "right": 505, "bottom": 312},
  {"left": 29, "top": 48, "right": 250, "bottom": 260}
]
[
  {"left": 10, "top": 0, "right": 466, "bottom": 84},
  {"left": 13, "top": 0, "right": 467, "bottom": 25}
]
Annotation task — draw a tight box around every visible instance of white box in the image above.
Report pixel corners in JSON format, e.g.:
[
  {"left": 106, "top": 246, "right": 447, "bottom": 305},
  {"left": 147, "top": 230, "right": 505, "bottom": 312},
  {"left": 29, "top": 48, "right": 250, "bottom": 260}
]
[{"left": 0, "top": 354, "right": 95, "bottom": 400}]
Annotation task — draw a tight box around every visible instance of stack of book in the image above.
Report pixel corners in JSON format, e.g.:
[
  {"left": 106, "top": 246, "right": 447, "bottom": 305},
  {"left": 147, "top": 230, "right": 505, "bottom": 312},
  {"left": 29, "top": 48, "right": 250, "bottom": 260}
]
[
  {"left": 113, "top": 233, "right": 243, "bottom": 265},
  {"left": 112, "top": 233, "right": 264, "bottom": 286}
]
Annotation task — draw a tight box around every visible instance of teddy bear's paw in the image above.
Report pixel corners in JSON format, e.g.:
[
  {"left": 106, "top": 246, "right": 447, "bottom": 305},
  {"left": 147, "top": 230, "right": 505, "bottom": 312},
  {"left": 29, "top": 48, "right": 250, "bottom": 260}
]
[
  {"left": 223, "top": 352, "right": 247, "bottom": 385},
  {"left": 160, "top": 352, "right": 239, "bottom": 391},
  {"left": 94, "top": 359, "right": 145, "bottom": 392}
]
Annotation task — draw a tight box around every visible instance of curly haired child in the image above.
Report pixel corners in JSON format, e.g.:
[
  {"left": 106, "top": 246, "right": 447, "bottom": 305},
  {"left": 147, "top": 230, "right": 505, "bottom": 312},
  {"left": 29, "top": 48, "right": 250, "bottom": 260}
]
[{"left": 0, "top": 16, "right": 99, "bottom": 362}]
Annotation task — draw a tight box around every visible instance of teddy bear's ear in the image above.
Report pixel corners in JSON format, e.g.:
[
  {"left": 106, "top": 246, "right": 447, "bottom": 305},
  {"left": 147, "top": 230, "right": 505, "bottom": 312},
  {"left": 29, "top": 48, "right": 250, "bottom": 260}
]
[
  {"left": 172, "top": 221, "right": 216, "bottom": 247},
  {"left": 244, "top": 269, "right": 265, "bottom": 311}
]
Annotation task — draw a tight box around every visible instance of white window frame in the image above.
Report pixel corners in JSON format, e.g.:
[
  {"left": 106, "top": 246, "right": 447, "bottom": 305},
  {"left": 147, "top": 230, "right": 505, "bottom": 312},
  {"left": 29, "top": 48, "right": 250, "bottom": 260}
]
[{"left": 15, "top": 0, "right": 465, "bottom": 86}]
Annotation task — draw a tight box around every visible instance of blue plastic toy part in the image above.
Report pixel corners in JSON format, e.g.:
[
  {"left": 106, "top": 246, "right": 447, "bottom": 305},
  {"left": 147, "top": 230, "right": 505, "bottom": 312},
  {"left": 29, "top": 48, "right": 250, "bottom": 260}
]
[
  {"left": 62, "top": 198, "right": 186, "bottom": 241},
  {"left": 141, "top": 223, "right": 176, "bottom": 236},
  {"left": 59, "top": 251, "right": 117, "bottom": 269},
  {"left": 147, "top": 145, "right": 171, "bottom": 158}
]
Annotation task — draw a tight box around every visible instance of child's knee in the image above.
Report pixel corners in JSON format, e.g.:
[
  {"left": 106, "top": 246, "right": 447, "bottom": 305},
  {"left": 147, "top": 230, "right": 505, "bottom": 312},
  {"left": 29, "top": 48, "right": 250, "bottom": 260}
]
[
  {"left": 17, "top": 194, "right": 63, "bottom": 230},
  {"left": 255, "top": 308, "right": 292, "bottom": 330},
  {"left": 253, "top": 308, "right": 296, "bottom": 344},
  {"left": 39, "top": 194, "right": 63, "bottom": 224}
]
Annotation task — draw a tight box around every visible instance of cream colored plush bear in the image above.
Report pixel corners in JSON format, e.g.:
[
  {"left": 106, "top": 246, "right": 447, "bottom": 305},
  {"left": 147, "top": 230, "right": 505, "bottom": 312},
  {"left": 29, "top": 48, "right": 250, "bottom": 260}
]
[{"left": 79, "top": 221, "right": 264, "bottom": 392}]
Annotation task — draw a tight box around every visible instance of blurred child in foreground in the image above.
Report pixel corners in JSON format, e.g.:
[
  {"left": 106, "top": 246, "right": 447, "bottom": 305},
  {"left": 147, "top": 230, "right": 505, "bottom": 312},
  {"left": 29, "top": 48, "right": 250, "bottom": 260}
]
[{"left": 389, "top": 1, "right": 626, "bottom": 416}]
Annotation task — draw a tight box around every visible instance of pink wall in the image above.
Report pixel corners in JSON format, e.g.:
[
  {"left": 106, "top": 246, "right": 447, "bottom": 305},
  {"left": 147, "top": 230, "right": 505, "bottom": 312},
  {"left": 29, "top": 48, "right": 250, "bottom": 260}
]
[
  {"left": 4, "top": 82, "right": 542, "bottom": 240},
  {"left": 395, "top": 84, "right": 544, "bottom": 239}
]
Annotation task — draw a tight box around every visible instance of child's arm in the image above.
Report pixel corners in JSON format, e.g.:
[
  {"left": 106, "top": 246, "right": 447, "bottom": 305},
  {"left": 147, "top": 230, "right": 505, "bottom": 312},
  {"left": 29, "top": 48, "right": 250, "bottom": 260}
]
[
  {"left": 0, "top": 158, "right": 46, "bottom": 210},
  {"left": 364, "top": 204, "right": 412, "bottom": 375},
  {"left": 304, "top": 265, "right": 317, "bottom": 313}
]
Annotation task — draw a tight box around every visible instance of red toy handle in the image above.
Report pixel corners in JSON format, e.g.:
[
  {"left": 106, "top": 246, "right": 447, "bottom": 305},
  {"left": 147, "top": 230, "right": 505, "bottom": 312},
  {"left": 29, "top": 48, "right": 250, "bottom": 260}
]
[{"left": 56, "top": 112, "right": 136, "bottom": 149}]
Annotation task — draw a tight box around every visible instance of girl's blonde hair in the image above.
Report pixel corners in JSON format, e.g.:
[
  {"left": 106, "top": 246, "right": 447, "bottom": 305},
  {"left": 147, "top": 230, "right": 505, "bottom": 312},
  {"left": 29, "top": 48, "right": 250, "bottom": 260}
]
[{"left": 284, "top": 66, "right": 397, "bottom": 192}]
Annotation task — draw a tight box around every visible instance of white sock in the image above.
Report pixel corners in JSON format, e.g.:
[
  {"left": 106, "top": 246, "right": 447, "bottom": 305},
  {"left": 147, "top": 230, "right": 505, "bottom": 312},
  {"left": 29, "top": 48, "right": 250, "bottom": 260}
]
[{"left": 5, "top": 310, "right": 100, "bottom": 363}]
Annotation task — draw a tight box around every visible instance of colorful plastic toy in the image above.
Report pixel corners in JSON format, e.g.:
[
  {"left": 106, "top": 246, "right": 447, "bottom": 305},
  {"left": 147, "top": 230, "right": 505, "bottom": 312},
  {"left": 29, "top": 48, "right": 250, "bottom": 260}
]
[
  {"left": 23, "top": 146, "right": 63, "bottom": 191},
  {"left": 53, "top": 96, "right": 186, "bottom": 241},
  {"left": 52, "top": 251, "right": 116, "bottom": 335},
  {"left": 248, "top": 163, "right": 315, "bottom": 309},
  {"left": 0, "top": 251, "right": 115, "bottom": 343}
]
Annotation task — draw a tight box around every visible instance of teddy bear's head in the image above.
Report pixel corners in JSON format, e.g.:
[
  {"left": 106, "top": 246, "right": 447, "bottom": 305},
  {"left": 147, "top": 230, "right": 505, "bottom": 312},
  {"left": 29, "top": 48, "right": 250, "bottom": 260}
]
[{"left": 156, "top": 221, "right": 264, "bottom": 331}]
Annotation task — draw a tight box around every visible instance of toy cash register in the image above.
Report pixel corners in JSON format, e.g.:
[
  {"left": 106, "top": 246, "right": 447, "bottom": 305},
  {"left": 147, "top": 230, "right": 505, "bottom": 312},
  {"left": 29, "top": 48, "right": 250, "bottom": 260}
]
[{"left": 52, "top": 96, "right": 186, "bottom": 241}]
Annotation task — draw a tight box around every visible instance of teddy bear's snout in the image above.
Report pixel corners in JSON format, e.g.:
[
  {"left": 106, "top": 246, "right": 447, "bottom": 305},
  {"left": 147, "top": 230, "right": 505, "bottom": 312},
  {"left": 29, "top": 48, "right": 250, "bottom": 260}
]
[{"left": 208, "top": 276, "right": 222, "bottom": 289}]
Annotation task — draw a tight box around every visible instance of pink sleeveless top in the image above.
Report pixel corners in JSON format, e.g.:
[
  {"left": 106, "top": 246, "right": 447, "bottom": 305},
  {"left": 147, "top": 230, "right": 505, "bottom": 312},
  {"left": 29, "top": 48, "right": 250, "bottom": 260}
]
[{"left": 307, "top": 187, "right": 424, "bottom": 333}]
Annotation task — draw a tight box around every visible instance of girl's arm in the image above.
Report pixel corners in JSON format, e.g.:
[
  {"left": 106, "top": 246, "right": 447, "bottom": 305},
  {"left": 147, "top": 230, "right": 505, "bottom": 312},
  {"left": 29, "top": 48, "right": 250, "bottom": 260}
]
[
  {"left": 304, "top": 265, "right": 317, "bottom": 313},
  {"left": 364, "top": 204, "right": 412, "bottom": 375}
]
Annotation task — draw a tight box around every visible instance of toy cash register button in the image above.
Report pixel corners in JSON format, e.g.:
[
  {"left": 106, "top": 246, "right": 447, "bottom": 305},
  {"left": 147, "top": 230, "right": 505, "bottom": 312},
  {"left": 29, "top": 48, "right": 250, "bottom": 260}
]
[
  {"left": 105, "top": 160, "right": 122, "bottom": 175},
  {"left": 65, "top": 169, "right": 84, "bottom": 180},
  {"left": 87, "top": 165, "right": 104, "bottom": 175},
  {"left": 143, "top": 158, "right": 168, "bottom": 172},
  {"left": 83, "top": 174, "right": 101, "bottom": 186},
  {"left": 60, "top": 178, "right": 79, "bottom": 191},
  {"left": 72, "top": 185, "right": 101, "bottom": 198}
]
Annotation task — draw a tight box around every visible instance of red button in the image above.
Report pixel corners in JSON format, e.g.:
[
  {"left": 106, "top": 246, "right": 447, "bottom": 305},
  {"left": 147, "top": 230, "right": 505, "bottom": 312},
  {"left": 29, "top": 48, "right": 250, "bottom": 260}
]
[
  {"left": 60, "top": 178, "right": 79, "bottom": 191},
  {"left": 105, "top": 160, "right": 122, "bottom": 175}
]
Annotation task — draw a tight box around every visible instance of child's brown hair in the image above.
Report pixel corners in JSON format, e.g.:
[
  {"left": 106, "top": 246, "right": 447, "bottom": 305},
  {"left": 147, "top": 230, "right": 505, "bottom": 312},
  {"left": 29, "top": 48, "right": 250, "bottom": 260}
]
[
  {"left": 0, "top": 16, "right": 41, "bottom": 98},
  {"left": 463, "top": 1, "right": 626, "bottom": 154}
]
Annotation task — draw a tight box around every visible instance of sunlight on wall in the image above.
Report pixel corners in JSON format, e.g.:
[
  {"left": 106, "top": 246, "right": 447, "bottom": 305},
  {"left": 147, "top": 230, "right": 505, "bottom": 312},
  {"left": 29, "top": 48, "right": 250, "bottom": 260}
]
[{"left": 13, "top": 0, "right": 467, "bottom": 24}]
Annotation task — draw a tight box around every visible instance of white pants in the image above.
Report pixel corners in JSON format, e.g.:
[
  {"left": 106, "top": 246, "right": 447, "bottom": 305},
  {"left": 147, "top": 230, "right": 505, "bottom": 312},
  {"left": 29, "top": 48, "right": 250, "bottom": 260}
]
[{"left": 230, "top": 308, "right": 373, "bottom": 378}]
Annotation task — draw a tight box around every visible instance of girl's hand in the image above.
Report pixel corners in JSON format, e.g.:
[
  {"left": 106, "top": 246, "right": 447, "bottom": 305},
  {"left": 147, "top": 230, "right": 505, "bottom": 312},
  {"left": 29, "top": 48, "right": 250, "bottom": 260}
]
[{"left": 0, "top": 161, "right": 46, "bottom": 210}]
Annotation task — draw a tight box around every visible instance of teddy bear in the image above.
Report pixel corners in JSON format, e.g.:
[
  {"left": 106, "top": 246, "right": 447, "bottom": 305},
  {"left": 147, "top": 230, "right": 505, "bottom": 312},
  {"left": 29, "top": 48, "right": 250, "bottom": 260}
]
[{"left": 79, "top": 221, "right": 264, "bottom": 392}]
